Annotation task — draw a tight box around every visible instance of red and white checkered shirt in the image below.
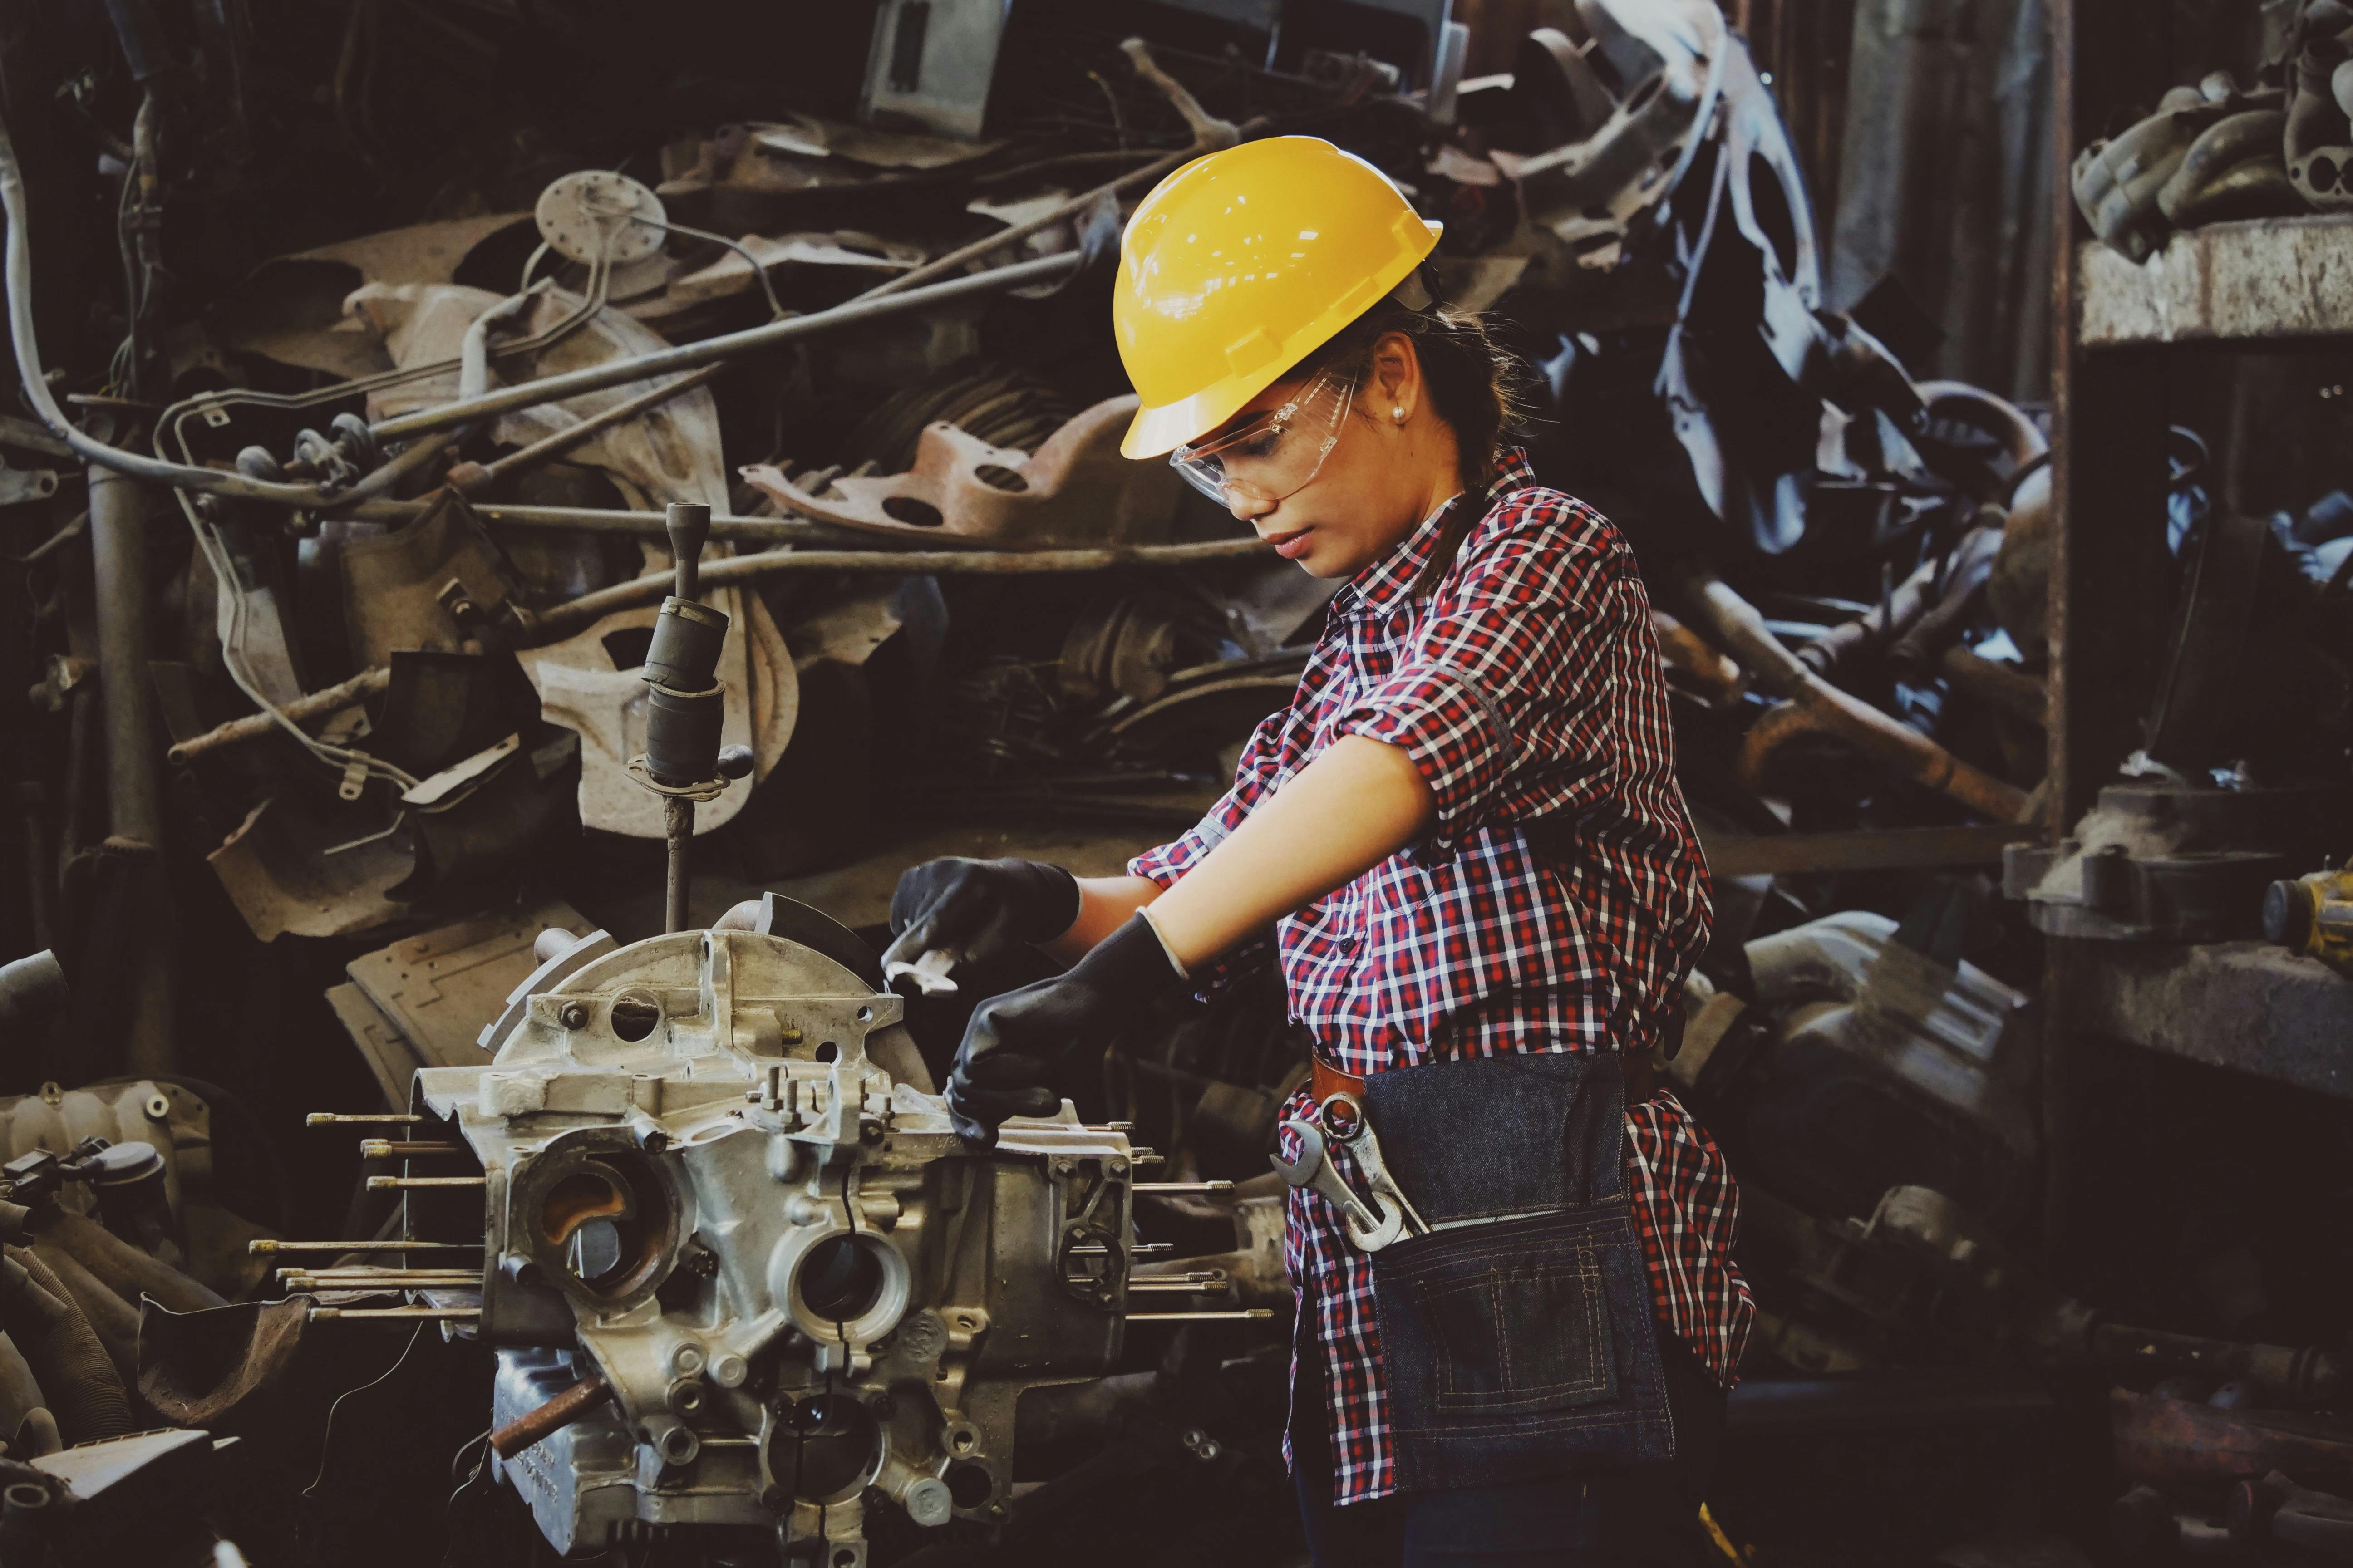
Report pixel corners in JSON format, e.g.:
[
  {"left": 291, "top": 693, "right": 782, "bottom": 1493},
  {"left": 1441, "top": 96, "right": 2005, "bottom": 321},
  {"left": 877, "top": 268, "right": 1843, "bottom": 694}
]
[{"left": 1130, "top": 450, "right": 1754, "bottom": 1504}]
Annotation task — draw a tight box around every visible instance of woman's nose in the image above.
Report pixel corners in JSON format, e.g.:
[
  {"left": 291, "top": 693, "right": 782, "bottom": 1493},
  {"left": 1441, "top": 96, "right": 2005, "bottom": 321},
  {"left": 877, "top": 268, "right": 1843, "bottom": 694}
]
[{"left": 1227, "top": 489, "right": 1275, "bottom": 524}]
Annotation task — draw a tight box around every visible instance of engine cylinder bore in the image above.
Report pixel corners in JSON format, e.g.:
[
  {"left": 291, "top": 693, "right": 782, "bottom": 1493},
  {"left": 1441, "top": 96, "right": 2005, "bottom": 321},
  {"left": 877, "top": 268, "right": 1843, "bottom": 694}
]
[{"left": 513, "top": 1143, "right": 681, "bottom": 1312}]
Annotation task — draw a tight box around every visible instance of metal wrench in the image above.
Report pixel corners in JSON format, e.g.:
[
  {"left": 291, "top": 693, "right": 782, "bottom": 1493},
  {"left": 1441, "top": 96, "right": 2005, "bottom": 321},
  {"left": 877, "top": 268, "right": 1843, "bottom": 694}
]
[
  {"left": 1335, "top": 1116, "right": 1428, "bottom": 1238},
  {"left": 1271, "top": 1119, "right": 1403, "bottom": 1252}
]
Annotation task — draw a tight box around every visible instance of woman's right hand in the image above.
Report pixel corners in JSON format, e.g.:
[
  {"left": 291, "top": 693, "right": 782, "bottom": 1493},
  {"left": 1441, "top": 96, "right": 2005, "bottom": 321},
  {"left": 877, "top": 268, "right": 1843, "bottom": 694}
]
[{"left": 879, "top": 858, "right": 1081, "bottom": 984}]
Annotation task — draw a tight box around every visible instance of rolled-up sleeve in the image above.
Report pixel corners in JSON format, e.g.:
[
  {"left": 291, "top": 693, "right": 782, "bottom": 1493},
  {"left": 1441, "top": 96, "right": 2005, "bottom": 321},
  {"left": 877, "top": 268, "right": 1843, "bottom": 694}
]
[{"left": 1334, "top": 539, "right": 1618, "bottom": 839}]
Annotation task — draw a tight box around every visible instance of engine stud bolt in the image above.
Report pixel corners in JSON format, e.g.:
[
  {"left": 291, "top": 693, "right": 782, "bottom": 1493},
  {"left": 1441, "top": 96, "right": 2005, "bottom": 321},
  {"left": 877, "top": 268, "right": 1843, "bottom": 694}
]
[{"left": 559, "top": 1002, "right": 590, "bottom": 1030}]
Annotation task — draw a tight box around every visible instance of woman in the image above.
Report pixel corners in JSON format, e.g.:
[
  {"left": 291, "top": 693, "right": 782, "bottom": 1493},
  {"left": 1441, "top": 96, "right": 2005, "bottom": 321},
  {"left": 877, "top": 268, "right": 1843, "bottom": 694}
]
[{"left": 883, "top": 136, "right": 1753, "bottom": 1566}]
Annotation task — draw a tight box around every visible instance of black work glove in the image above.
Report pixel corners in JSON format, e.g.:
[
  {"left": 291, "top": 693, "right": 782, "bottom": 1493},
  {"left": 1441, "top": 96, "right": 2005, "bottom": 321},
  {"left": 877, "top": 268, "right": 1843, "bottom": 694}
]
[
  {"left": 945, "top": 914, "right": 1187, "bottom": 1147},
  {"left": 881, "top": 857, "right": 1082, "bottom": 984}
]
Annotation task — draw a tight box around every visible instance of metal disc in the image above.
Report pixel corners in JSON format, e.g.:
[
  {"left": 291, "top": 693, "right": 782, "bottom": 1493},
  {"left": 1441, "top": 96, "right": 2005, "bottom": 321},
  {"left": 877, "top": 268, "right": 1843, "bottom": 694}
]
[{"left": 534, "top": 169, "right": 667, "bottom": 267}]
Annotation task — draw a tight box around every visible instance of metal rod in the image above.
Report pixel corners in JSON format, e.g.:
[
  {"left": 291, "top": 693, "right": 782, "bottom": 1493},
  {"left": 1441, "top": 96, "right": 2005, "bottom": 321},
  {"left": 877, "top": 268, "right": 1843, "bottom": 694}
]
[
  {"left": 89, "top": 466, "right": 159, "bottom": 846},
  {"left": 1132, "top": 1182, "right": 1235, "bottom": 1194},
  {"left": 663, "top": 796, "right": 693, "bottom": 935},
  {"left": 365, "top": 1175, "right": 486, "bottom": 1190},
  {"left": 307, "top": 1307, "right": 481, "bottom": 1321},
  {"left": 491, "top": 1375, "right": 613, "bottom": 1460},
  {"left": 525, "top": 537, "right": 1271, "bottom": 644},
  {"left": 1124, "top": 1310, "right": 1274, "bottom": 1322},
  {"left": 1128, "top": 1278, "right": 1230, "bottom": 1293},
  {"left": 368, "top": 251, "right": 1083, "bottom": 443},
  {"left": 346, "top": 499, "right": 847, "bottom": 541},
  {"left": 282, "top": 1274, "right": 483, "bottom": 1287},
  {"left": 455, "top": 368, "right": 718, "bottom": 492},
  {"left": 1067, "top": 1242, "right": 1171, "bottom": 1255},
  {"left": 250, "top": 1239, "right": 481, "bottom": 1253},
  {"left": 280, "top": 1262, "right": 482, "bottom": 1281},
  {"left": 359, "top": 1140, "right": 463, "bottom": 1159},
  {"left": 307, "top": 1112, "right": 423, "bottom": 1126},
  {"left": 170, "top": 667, "right": 391, "bottom": 766}
]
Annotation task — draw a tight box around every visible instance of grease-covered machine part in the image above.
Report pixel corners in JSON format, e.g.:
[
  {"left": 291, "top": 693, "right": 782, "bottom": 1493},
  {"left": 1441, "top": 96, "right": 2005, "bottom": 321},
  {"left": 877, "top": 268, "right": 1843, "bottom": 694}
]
[{"left": 414, "top": 923, "right": 1137, "bottom": 1560}]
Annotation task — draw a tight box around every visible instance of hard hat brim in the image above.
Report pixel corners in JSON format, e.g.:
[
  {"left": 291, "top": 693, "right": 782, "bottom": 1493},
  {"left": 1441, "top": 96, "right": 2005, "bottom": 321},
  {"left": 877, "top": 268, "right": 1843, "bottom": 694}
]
[{"left": 1119, "top": 217, "right": 1443, "bottom": 461}]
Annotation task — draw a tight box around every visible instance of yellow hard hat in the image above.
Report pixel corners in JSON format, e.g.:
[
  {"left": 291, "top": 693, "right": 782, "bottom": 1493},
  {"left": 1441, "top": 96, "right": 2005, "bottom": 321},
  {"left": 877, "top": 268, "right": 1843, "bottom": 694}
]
[{"left": 1114, "top": 136, "right": 1443, "bottom": 459}]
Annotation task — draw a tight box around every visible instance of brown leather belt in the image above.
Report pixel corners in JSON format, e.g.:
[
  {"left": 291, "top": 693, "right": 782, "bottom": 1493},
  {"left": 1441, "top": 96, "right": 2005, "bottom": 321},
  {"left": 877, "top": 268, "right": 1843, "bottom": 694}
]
[
  {"left": 1311, "top": 1050, "right": 1659, "bottom": 1106},
  {"left": 1311, "top": 1057, "right": 1366, "bottom": 1106}
]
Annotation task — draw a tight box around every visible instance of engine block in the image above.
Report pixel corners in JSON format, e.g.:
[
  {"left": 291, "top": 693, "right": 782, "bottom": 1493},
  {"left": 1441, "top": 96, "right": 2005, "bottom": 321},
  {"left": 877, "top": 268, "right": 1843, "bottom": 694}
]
[{"left": 411, "top": 917, "right": 1138, "bottom": 1560}]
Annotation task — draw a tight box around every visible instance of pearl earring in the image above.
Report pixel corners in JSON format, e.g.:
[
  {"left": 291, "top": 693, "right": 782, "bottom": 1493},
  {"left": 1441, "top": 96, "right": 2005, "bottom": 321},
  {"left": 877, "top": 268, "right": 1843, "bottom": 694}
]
[{"left": 1391, "top": 406, "right": 1405, "bottom": 422}]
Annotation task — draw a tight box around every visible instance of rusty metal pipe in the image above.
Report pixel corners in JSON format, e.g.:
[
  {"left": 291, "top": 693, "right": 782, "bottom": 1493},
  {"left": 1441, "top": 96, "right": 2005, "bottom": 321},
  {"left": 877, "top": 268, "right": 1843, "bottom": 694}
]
[
  {"left": 491, "top": 1374, "right": 613, "bottom": 1459},
  {"left": 89, "top": 467, "right": 159, "bottom": 848},
  {"left": 1678, "top": 569, "right": 2033, "bottom": 822},
  {"left": 165, "top": 665, "right": 390, "bottom": 766}
]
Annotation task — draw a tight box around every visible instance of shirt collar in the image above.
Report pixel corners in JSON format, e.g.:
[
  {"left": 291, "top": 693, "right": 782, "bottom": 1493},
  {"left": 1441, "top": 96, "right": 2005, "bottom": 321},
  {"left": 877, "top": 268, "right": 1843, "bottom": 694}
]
[{"left": 1332, "top": 447, "right": 1538, "bottom": 617}]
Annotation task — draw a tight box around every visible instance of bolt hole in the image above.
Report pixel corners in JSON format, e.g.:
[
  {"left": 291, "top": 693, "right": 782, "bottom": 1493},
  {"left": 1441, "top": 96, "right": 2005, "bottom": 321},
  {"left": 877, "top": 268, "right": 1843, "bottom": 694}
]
[
  {"left": 945, "top": 1460, "right": 992, "bottom": 1509},
  {"left": 815, "top": 1041, "right": 839, "bottom": 1063},
  {"left": 610, "top": 993, "right": 662, "bottom": 1042},
  {"left": 950, "top": 1430, "right": 975, "bottom": 1453},
  {"left": 834, "top": 1553, "right": 856, "bottom": 1568},
  {"left": 856, "top": 1005, "right": 874, "bottom": 1022}
]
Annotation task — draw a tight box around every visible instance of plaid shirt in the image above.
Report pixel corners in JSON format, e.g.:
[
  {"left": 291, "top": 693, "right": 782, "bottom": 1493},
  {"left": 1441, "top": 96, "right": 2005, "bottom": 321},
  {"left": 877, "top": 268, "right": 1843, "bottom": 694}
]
[{"left": 1130, "top": 450, "right": 1754, "bottom": 1504}]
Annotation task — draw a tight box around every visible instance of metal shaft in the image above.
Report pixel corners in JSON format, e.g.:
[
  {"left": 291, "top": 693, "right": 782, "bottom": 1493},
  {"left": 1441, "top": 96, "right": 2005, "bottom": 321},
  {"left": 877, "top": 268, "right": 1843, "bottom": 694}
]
[
  {"left": 250, "top": 1240, "right": 481, "bottom": 1253},
  {"left": 365, "top": 1175, "right": 486, "bottom": 1190},
  {"left": 491, "top": 1374, "right": 613, "bottom": 1459},
  {"left": 664, "top": 796, "right": 694, "bottom": 935},
  {"left": 89, "top": 467, "right": 158, "bottom": 848},
  {"left": 367, "top": 251, "right": 1081, "bottom": 442}
]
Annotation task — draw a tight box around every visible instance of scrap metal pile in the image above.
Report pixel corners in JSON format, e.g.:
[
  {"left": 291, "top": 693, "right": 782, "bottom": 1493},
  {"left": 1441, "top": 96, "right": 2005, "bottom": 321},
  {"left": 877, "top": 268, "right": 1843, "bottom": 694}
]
[{"left": 0, "top": 0, "right": 2346, "bottom": 1564}]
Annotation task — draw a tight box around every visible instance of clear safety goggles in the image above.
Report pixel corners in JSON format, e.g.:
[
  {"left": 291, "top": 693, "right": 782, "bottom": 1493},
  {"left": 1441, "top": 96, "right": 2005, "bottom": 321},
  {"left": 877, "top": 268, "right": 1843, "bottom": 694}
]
[{"left": 1170, "top": 365, "right": 1358, "bottom": 507}]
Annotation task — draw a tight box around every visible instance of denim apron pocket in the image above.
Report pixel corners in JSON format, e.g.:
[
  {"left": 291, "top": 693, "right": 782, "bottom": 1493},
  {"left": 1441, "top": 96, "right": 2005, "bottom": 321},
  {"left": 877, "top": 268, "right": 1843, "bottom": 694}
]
[{"left": 1361, "top": 1051, "right": 1674, "bottom": 1492}]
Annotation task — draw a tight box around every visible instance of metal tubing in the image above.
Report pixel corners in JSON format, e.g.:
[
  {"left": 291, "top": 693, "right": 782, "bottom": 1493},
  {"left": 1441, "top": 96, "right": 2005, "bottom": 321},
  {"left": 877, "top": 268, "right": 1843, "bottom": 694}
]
[
  {"left": 491, "top": 1374, "right": 614, "bottom": 1459},
  {"left": 0, "top": 116, "right": 356, "bottom": 506},
  {"left": 1132, "top": 1181, "right": 1234, "bottom": 1193},
  {"left": 524, "top": 537, "right": 1270, "bottom": 644},
  {"left": 454, "top": 368, "right": 719, "bottom": 494},
  {"left": 1123, "top": 1309, "right": 1274, "bottom": 1321},
  {"left": 347, "top": 497, "right": 844, "bottom": 541},
  {"left": 167, "top": 665, "right": 391, "bottom": 765},
  {"left": 250, "top": 1239, "right": 479, "bottom": 1253},
  {"left": 364, "top": 1176, "right": 486, "bottom": 1190},
  {"left": 369, "top": 251, "right": 1083, "bottom": 443},
  {"left": 663, "top": 797, "right": 693, "bottom": 936},
  {"left": 307, "top": 1307, "right": 480, "bottom": 1321},
  {"left": 305, "top": 1112, "right": 423, "bottom": 1125},
  {"left": 88, "top": 467, "right": 159, "bottom": 848}
]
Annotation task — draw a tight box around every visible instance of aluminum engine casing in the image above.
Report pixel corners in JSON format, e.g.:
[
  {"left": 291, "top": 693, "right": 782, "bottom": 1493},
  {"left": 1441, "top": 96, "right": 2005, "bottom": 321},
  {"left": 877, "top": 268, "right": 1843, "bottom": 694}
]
[{"left": 414, "top": 926, "right": 1137, "bottom": 1560}]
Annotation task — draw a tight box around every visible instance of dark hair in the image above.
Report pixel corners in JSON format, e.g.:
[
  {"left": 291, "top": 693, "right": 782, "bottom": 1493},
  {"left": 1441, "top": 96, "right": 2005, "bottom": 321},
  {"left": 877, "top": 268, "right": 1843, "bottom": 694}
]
[{"left": 1286, "top": 291, "right": 1535, "bottom": 496}]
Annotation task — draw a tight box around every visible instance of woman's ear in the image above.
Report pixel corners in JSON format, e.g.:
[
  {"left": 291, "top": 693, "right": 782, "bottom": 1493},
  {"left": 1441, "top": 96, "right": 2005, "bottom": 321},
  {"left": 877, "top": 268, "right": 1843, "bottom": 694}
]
[{"left": 1368, "top": 331, "right": 1421, "bottom": 423}]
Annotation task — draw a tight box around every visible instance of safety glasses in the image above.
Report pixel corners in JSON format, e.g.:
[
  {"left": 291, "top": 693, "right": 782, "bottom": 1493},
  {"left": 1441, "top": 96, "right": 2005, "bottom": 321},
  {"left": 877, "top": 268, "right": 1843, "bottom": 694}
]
[{"left": 1170, "top": 366, "right": 1357, "bottom": 507}]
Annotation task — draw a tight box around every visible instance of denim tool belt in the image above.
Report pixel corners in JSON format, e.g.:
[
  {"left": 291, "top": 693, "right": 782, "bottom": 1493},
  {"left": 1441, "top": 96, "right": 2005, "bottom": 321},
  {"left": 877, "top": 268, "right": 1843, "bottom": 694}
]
[{"left": 1338, "top": 1050, "right": 1676, "bottom": 1490}]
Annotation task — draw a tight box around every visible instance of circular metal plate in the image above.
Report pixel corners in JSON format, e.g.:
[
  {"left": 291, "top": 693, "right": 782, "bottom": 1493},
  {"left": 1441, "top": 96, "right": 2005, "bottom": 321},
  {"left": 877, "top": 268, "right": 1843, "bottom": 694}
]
[{"left": 534, "top": 169, "right": 667, "bottom": 266}]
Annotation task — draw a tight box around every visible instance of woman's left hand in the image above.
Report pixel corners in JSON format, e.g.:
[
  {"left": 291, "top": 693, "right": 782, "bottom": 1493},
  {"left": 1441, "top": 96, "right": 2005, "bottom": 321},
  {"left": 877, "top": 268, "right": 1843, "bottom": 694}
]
[{"left": 945, "top": 914, "right": 1186, "bottom": 1146}]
